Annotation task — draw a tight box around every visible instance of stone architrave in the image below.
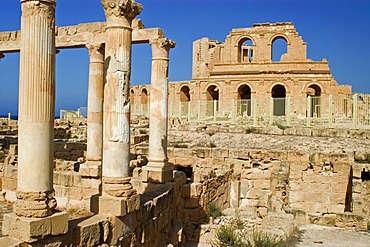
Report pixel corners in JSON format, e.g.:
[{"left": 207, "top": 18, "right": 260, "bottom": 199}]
[
  {"left": 142, "top": 38, "right": 176, "bottom": 183},
  {"left": 2, "top": 0, "right": 68, "bottom": 242},
  {"left": 99, "top": 0, "right": 142, "bottom": 216}
]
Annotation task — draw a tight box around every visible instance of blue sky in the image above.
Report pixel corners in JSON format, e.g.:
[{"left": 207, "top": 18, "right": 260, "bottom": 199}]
[{"left": 0, "top": 0, "right": 370, "bottom": 116}]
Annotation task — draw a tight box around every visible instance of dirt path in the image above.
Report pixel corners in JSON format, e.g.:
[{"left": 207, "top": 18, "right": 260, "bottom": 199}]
[{"left": 294, "top": 224, "right": 370, "bottom": 247}]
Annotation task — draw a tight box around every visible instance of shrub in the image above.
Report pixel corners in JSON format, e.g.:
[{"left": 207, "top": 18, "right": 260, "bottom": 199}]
[
  {"left": 247, "top": 230, "right": 286, "bottom": 247},
  {"left": 208, "top": 202, "right": 223, "bottom": 218},
  {"left": 211, "top": 225, "right": 249, "bottom": 247},
  {"left": 246, "top": 127, "right": 256, "bottom": 134}
]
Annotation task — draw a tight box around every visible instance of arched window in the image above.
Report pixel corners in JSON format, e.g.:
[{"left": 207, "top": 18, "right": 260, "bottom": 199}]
[
  {"left": 141, "top": 88, "right": 148, "bottom": 104},
  {"left": 238, "top": 38, "right": 254, "bottom": 63},
  {"left": 272, "top": 84, "right": 286, "bottom": 116},
  {"left": 307, "top": 84, "right": 322, "bottom": 117},
  {"left": 272, "top": 36, "right": 288, "bottom": 62},
  {"left": 130, "top": 89, "right": 135, "bottom": 104},
  {"left": 238, "top": 85, "right": 251, "bottom": 116},
  {"left": 206, "top": 85, "right": 219, "bottom": 116},
  {"left": 180, "top": 85, "right": 191, "bottom": 102}
]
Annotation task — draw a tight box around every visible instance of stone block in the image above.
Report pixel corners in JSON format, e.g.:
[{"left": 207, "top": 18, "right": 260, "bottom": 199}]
[
  {"left": 254, "top": 180, "right": 271, "bottom": 190},
  {"left": 211, "top": 148, "right": 229, "bottom": 158},
  {"left": 142, "top": 164, "right": 174, "bottom": 184},
  {"left": 77, "top": 215, "right": 109, "bottom": 246},
  {"left": 174, "top": 157, "right": 194, "bottom": 167},
  {"left": 3, "top": 211, "right": 68, "bottom": 243},
  {"left": 193, "top": 148, "right": 211, "bottom": 158},
  {"left": 184, "top": 198, "right": 199, "bottom": 209},
  {"left": 190, "top": 183, "right": 202, "bottom": 198},
  {"left": 99, "top": 196, "right": 127, "bottom": 216},
  {"left": 181, "top": 184, "right": 190, "bottom": 198}
]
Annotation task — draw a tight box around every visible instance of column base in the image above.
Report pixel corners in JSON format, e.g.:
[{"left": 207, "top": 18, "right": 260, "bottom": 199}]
[
  {"left": 2, "top": 211, "right": 68, "bottom": 243},
  {"left": 98, "top": 194, "right": 140, "bottom": 216},
  {"left": 142, "top": 163, "right": 174, "bottom": 184}
]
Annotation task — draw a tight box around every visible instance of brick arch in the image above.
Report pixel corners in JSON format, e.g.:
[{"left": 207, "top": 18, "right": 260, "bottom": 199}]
[{"left": 140, "top": 87, "right": 149, "bottom": 104}]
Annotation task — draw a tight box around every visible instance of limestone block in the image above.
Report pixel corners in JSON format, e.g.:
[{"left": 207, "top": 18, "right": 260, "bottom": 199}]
[
  {"left": 174, "top": 157, "right": 194, "bottom": 167},
  {"left": 246, "top": 169, "right": 263, "bottom": 180},
  {"left": 335, "top": 212, "right": 368, "bottom": 229},
  {"left": 289, "top": 202, "right": 305, "bottom": 211},
  {"left": 173, "top": 170, "right": 187, "bottom": 185},
  {"left": 296, "top": 128, "right": 312, "bottom": 136},
  {"left": 99, "top": 196, "right": 127, "bottom": 216},
  {"left": 287, "top": 151, "right": 308, "bottom": 162},
  {"left": 254, "top": 180, "right": 271, "bottom": 190},
  {"left": 211, "top": 148, "right": 229, "bottom": 158},
  {"left": 190, "top": 183, "right": 202, "bottom": 198},
  {"left": 77, "top": 215, "right": 109, "bottom": 246},
  {"left": 173, "top": 148, "right": 193, "bottom": 157},
  {"left": 127, "top": 194, "right": 140, "bottom": 213},
  {"left": 0, "top": 237, "right": 22, "bottom": 247},
  {"left": 181, "top": 184, "right": 190, "bottom": 198},
  {"left": 193, "top": 148, "right": 211, "bottom": 158},
  {"left": 257, "top": 207, "right": 268, "bottom": 218},
  {"left": 228, "top": 149, "right": 250, "bottom": 159},
  {"left": 184, "top": 198, "right": 199, "bottom": 209},
  {"left": 257, "top": 190, "right": 272, "bottom": 207},
  {"left": 2, "top": 178, "right": 17, "bottom": 191},
  {"left": 247, "top": 187, "right": 262, "bottom": 199},
  {"left": 3, "top": 211, "right": 68, "bottom": 243},
  {"left": 289, "top": 192, "right": 303, "bottom": 203},
  {"left": 327, "top": 203, "right": 344, "bottom": 213},
  {"left": 240, "top": 179, "right": 252, "bottom": 198}
]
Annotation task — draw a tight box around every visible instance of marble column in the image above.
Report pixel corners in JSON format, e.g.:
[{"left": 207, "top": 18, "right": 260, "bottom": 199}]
[
  {"left": 99, "top": 0, "right": 142, "bottom": 216},
  {"left": 142, "top": 38, "right": 176, "bottom": 183},
  {"left": 3, "top": 0, "right": 68, "bottom": 242}
]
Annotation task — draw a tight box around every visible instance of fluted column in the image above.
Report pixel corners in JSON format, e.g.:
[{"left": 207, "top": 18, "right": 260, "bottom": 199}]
[
  {"left": 15, "top": 0, "right": 57, "bottom": 218},
  {"left": 142, "top": 38, "right": 176, "bottom": 184},
  {"left": 99, "top": 0, "right": 142, "bottom": 216},
  {"left": 86, "top": 44, "right": 105, "bottom": 162},
  {"left": 2, "top": 0, "right": 68, "bottom": 242}
]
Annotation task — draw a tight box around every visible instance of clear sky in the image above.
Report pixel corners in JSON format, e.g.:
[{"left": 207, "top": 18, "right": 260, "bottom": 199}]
[{"left": 0, "top": 0, "right": 370, "bottom": 116}]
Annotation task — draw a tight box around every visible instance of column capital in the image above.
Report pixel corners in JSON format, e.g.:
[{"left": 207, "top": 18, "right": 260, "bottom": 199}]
[
  {"left": 150, "top": 38, "right": 176, "bottom": 58},
  {"left": 101, "top": 0, "right": 143, "bottom": 27},
  {"left": 86, "top": 43, "right": 105, "bottom": 62}
]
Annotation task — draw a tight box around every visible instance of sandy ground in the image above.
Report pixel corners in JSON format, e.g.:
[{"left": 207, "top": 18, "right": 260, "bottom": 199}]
[{"left": 294, "top": 224, "right": 370, "bottom": 247}]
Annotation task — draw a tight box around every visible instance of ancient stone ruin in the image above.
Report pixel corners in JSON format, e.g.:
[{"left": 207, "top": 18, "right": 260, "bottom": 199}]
[{"left": 0, "top": 0, "right": 370, "bottom": 246}]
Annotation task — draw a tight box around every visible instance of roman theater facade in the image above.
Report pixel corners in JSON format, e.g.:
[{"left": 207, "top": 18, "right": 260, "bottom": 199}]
[{"left": 132, "top": 22, "right": 353, "bottom": 126}]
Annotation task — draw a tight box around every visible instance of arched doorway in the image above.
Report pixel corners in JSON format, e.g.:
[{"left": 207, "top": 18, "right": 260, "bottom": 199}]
[
  {"left": 306, "top": 84, "right": 321, "bottom": 117},
  {"left": 271, "top": 36, "right": 288, "bottom": 62},
  {"left": 206, "top": 85, "right": 219, "bottom": 116},
  {"left": 238, "top": 84, "right": 251, "bottom": 116},
  {"left": 180, "top": 85, "right": 191, "bottom": 117},
  {"left": 238, "top": 38, "right": 254, "bottom": 63},
  {"left": 272, "top": 84, "right": 286, "bottom": 116}
]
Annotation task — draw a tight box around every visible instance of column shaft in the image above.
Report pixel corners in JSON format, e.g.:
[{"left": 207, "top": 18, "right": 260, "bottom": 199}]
[
  {"left": 86, "top": 44, "right": 105, "bottom": 161},
  {"left": 15, "top": 0, "right": 56, "bottom": 218},
  {"left": 100, "top": 0, "right": 142, "bottom": 202}
]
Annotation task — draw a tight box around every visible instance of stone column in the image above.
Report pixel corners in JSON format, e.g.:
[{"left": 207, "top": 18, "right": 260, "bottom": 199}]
[
  {"left": 3, "top": 0, "right": 68, "bottom": 242},
  {"left": 99, "top": 0, "right": 142, "bottom": 216},
  {"left": 79, "top": 44, "right": 105, "bottom": 211},
  {"left": 142, "top": 38, "right": 176, "bottom": 184}
]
